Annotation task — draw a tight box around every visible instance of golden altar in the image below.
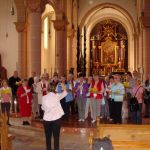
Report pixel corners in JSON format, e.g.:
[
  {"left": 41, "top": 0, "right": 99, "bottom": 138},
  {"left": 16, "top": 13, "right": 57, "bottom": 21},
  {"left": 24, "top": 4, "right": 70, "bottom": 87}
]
[{"left": 90, "top": 19, "right": 127, "bottom": 75}]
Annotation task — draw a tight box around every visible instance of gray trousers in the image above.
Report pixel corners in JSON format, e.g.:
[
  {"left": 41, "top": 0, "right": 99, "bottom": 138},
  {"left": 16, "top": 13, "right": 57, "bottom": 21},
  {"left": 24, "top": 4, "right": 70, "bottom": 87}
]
[
  {"left": 85, "top": 98, "right": 93, "bottom": 119},
  {"left": 91, "top": 98, "right": 102, "bottom": 120},
  {"left": 76, "top": 96, "right": 87, "bottom": 120},
  {"left": 32, "top": 93, "right": 39, "bottom": 118},
  {"left": 100, "top": 96, "right": 110, "bottom": 119}
]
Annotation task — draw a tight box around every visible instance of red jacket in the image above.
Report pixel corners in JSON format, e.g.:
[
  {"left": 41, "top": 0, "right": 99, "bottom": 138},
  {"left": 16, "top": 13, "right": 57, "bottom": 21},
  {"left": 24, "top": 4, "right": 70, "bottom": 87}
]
[{"left": 90, "top": 80, "right": 103, "bottom": 99}]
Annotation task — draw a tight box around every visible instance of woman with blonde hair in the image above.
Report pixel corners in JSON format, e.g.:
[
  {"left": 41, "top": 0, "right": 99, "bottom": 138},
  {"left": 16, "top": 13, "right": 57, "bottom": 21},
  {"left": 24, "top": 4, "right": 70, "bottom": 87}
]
[{"left": 0, "top": 80, "right": 12, "bottom": 125}]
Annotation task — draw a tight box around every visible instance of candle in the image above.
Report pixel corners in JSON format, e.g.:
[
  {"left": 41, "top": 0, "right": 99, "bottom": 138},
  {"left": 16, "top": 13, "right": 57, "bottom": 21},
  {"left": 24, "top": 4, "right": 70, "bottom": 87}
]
[{"left": 14, "top": 99, "right": 17, "bottom": 113}]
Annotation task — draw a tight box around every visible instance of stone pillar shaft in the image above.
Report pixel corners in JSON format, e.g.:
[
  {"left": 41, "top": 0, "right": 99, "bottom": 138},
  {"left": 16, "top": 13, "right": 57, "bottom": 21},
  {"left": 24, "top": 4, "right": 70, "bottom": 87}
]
[
  {"left": 143, "top": 27, "right": 150, "bottom": 78},
  {"left": 67, "top": 28, "right": 75, "bottom": 72},
  {"left": 141, "top": 1, "right": 150, "bottom": 79},
  {"left": 27, "top": 12, "right": 41, "bottom": 76},
  {"left": 14, "top": 22, "right": 27, "bottom": 78},
  {"left": 53, "top": 20, "right": 67, "bottom": 76}
]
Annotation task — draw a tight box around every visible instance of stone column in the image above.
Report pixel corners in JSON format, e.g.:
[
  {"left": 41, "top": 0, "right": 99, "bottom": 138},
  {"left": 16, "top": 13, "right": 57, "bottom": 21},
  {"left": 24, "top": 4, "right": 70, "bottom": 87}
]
[
  {"left": 141, "top": 1, "right": 150, "bottom": 79},
  {"left": 143, "top": 27, "right": 150, "bottom": 78},
  {"left": 53, "top": 20, "right": 67, "bottom": 76},
  {"left": 67, "top": 28, "right": 75, "bottom": 72},
  {"left": 14, "top": 22, "right": 27, "bottom": 78},
  {"left": 26, "top": 0, "right": 41, "bottom": 76}
]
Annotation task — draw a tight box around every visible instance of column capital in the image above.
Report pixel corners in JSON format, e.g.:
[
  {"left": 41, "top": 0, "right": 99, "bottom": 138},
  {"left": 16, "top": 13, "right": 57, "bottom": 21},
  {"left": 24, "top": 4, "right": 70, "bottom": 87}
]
[
  {"left": 26, "top": 0, "right": 41, "bottom": 13},
  {"left": 52, "top": 20, "right": 68, "bottom": 31},
  {"left": 14, "top": 22, "right": 26, "bottom": 32}
]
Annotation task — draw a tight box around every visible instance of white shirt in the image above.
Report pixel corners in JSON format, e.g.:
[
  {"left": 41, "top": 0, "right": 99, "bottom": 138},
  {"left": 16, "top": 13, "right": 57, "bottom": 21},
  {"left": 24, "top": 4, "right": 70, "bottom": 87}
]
[
  {"left": 36, "top": 81, "right": 48, "bottom": 104},
  {"left": 42, "top": 91, "right": 67, "bottom": 121}
]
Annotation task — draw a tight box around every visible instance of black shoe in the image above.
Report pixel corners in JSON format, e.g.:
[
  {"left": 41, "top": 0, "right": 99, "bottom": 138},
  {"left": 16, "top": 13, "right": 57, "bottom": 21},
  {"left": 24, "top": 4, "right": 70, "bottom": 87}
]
[
  {"left": 7, "top": 122, "right": 12, "bottom": 126},
  {"left": 144, "top": 115, "right": 149, "bottom": 118},
  {"left": 22, "top": 121, "right": 26, "bottom": 125},
  {"left": 25, "top": 121, "right": 30, "bottom": 125}
]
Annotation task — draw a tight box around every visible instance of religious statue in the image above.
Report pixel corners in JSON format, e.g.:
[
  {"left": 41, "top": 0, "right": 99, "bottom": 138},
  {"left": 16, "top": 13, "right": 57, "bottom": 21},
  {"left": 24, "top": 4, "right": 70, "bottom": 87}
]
[
  {"left": 117, "top": 58, "right": 125, "bottom": 71},
  {"left": 0, "top": 54, "right": 7, "bottom": 81},
  {"left": 118, "top": 58, "right": 122, "bottom": 69}
]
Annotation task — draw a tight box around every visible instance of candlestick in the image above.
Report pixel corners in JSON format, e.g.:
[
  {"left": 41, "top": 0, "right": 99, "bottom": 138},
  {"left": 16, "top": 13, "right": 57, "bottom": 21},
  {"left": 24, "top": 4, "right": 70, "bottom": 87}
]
[{"left": 14, "top": 99, "right": 17, "bottom": 116}]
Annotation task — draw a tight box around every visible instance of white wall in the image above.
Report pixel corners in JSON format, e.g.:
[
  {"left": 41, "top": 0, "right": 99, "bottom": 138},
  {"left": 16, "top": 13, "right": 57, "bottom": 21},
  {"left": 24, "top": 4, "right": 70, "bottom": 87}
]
[
  {"left": 79, "top": 0, "right": 137, "bottom": 25},
  {"left": 0, "top": 0, "right": 18, "bottom": 78}
]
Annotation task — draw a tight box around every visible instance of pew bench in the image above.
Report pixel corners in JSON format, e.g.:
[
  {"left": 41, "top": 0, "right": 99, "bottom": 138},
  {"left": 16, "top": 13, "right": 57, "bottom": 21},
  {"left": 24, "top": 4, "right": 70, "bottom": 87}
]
[
  {"left": 89, "top": 119, "right": 150, "bottom": 150},
  {"left": 0, "top": 114, "right": 14, "bottom": 150}
]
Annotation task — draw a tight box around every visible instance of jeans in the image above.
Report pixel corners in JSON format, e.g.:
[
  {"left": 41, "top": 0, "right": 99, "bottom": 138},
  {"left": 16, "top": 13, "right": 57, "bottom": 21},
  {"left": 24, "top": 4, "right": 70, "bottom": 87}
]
[
  {"left": 70, "top": 100, "right": 76, "bottom": 114},
  {"left": 65, "top": 101, "right": 72, "bottom": 119},
  {"left": 127, "top": 92, "right": 132, "bottom": 119},
  {"left": 1, "top": 102, "right": 11, "bottom": 123},
  {"left": 144, "top": 102, "right": 150, "bottom": 117},
  {"left": 60, "top": 98, "right": 67, "bottom": 120},
  {"left": 131, "top": 103, "right": 142, "bottom": 124},
  {"left": 43, "top": 119, "right": 61, "bottom": 150}
]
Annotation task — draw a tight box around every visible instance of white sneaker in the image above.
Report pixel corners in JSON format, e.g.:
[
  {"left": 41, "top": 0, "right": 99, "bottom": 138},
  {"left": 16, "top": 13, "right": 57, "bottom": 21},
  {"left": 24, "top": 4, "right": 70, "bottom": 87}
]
[
  {"left": 81, "top": 119, "right": 85, "bottom": 122},
  {"left": 100, "top": 116, "right": 103, "bottom": 119},
  {"left": 78, "top": 119, "right": 82, "bottom": 122},
  {"left": 91, "top": 120, "right": 96, "bottom": 123}
]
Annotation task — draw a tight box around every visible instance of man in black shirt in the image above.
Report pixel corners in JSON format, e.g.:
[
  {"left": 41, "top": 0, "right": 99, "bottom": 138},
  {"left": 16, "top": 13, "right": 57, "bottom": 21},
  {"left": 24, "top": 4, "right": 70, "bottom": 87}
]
[
  {"left": 144, "top": 75, "right": 150, "bottom": 118},
  {"left": 8, "top": 71, "right": 21, "bottom": 113},
  {"left": 28, "top": 72, "right": 36, "bottom": 88}
]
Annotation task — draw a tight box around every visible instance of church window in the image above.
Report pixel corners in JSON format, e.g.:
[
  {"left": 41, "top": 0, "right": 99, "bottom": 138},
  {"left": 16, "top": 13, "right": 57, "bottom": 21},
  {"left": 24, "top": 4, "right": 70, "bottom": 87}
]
[{"left": 44, "top": 17, "right": 49, "bottom": 49}]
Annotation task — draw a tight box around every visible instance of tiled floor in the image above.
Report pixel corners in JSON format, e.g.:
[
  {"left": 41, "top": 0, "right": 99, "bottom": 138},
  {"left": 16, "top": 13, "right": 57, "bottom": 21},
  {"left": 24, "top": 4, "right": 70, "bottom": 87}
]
[
  {"left": 9, "top": 114, "right": 150, "bottom": 150},
  {"left": 9, "top": 117, "right": 95, "bottom": 150}
]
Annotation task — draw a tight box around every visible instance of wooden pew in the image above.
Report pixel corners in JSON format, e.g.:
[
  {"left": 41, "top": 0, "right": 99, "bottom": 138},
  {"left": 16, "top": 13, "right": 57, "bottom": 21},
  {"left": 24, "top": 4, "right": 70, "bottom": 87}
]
[
  {"left": 0, "top": 114, "right": 14, "bottom": 150},
  {"left": 89, "top": 118, "right": 150, "bottom": 150}
]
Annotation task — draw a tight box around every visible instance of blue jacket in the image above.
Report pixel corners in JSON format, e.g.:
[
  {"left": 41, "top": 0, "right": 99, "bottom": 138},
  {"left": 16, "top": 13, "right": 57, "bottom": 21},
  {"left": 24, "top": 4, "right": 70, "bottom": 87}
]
[{"left": 56, "top": 82, "right": 73, "bottom": 102}]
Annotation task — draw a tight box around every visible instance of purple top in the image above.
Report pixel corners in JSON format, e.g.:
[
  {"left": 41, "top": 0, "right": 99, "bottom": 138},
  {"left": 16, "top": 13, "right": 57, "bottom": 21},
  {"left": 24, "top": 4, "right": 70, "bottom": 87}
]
[{"left": 74, "top": 81, "right": 88, "bottom": 98}]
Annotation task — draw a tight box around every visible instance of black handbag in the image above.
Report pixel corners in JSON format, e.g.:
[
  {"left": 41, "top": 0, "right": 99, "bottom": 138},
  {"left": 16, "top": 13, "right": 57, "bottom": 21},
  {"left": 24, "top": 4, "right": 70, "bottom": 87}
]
[
  {"left": 129, "top": 86, "right": 141, "bottom": 112},
  {"left": 92, "top": 137, "right": 114, "bottom": 150},
  {"left": 129, "top": 97, "right": 139, "bottom": 112}
]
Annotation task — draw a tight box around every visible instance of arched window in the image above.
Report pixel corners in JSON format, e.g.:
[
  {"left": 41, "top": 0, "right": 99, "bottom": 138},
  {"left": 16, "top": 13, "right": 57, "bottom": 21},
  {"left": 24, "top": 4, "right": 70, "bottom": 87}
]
[{"left": 44, "top": 17, "right": 49, "bottom": 49}]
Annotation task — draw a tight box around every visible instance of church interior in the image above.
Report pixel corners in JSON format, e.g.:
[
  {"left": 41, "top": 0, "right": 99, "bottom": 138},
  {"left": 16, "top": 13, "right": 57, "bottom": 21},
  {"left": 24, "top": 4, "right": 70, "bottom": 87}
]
[{"left": 1, "top": 0, "right": 150, "bottom": 150}]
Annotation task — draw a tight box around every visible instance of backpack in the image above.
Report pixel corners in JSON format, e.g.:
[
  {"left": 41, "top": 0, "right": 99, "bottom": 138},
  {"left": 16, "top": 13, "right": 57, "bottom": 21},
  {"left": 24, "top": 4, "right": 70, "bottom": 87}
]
[{"left": 92, "top": 137, "right": 114, "bottom": 150}]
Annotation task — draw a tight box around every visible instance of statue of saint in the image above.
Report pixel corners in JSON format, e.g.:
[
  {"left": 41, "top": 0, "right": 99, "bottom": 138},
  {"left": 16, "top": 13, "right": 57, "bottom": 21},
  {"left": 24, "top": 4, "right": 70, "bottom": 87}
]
[
  {"left": 0, "top": 54, "right": 7, "bottom": 80},
  {"left": 118, "top": 58, "right": 122, "bottom": 69}
]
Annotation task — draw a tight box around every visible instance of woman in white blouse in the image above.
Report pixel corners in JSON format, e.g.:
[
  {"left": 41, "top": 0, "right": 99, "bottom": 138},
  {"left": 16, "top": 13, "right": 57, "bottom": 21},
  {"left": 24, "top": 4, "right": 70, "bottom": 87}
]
[
  {"left": 42, "top": 84, "right": 67, "bottom": 150},
  {"left": 110, "top": 74, "right": 125, "bottom": 124}
]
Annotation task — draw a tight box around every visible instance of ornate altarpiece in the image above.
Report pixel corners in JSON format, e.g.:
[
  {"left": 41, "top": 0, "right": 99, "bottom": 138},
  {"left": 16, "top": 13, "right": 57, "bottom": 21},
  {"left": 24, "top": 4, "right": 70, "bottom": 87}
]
[{"left": 90, "top": 20, "right": 127, "bottom": 75}]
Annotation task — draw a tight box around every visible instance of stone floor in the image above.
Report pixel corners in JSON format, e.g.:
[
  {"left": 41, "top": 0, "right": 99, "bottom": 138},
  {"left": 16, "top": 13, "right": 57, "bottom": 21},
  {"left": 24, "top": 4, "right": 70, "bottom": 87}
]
[
  {"left": 9, "top": 117, "right": 95, "bottom": 150},
  {"left": 8, "top": 113, "right": 150, "bottom": 150}
]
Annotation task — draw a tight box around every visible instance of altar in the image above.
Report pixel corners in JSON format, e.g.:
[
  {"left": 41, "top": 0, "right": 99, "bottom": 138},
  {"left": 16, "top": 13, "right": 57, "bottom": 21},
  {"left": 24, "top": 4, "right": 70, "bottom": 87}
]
[{"left": 90, "top": 20, "right": 127, "bottom": 75}]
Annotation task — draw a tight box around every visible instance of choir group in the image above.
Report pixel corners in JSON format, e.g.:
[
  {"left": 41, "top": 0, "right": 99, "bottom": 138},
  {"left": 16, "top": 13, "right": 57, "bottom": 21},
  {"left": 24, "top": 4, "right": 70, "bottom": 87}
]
[{"left": 1, "top": 69, "right": 150, "bottom": 127}]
